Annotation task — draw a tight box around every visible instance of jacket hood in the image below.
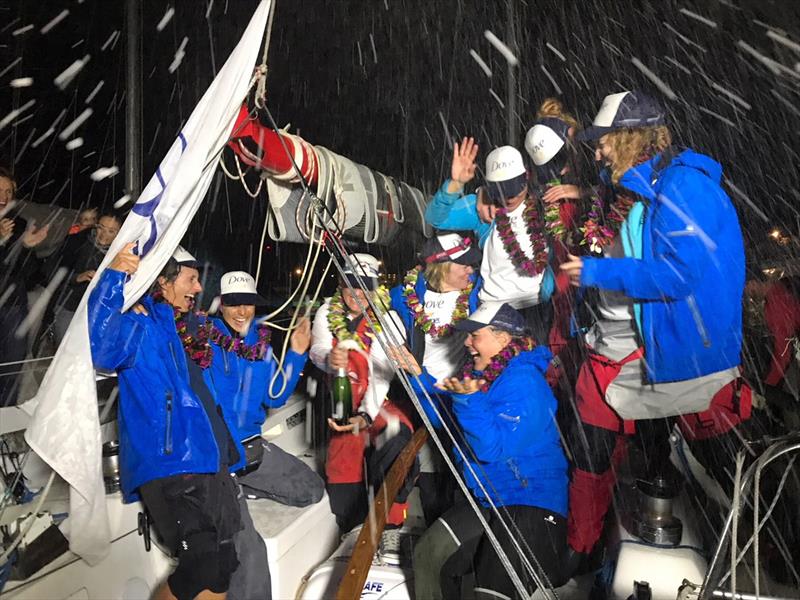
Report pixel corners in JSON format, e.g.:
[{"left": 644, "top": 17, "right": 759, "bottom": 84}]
[
  {"left": 620, "top": 149, "right": 723, "bottom": 200},
  {"left": 510, "top": 346, "right": 553, "bottom": 375}
]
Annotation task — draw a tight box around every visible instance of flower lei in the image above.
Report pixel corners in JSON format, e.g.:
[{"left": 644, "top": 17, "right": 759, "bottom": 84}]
[
  {"left": 494, "top": 197, "right": 549, "bottom": 276},
  {"left": 580, "top": 190, "right": 635, "bottom": 253},
  {"left": 402, "top": 266, "right": 472, "bottom": 339},
  {"left": 461, "top": 336, "right": 536, "bottom": 392},
  {"left": 153, "top": 291, "right": 271, "bottom": 369},
  {"left": 327, "top": 286, "right": 390, "bottom": 350},
  {"left": 580, "top": 152, "right": 655, "bottom": 253}
]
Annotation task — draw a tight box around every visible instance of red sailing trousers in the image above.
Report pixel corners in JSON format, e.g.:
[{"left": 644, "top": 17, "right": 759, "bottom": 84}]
[{"left": 567, "top": 349, "right": 752, "bottom": 554}]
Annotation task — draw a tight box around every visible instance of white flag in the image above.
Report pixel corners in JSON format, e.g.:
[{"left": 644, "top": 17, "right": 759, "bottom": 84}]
[{"left": 25, "top": 0, "right": 272, "bottom": 564}]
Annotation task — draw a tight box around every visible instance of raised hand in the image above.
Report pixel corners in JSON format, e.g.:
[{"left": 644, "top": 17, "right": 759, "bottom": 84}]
[
  {"left": 387, "top": 345, "right": 421, "bottom": 375},
  {"left": 437, "top": 376, "right": 485, "bottom": 395},
  {"left": 290, "top": 317, "right": 312, "bottom": 354},
  {"left": 449, "top": 137, "right": 479, "bottom": 189},
  {"left": 21, "top": 223, "right": 50, "bottom": 248},
  {"left": 0, "top": 218, "right": 14, "bottom": 239},
  {"left": 542, "top": 184, "right": 582, "bottom": 205},
  {"left": 75, "top": 270, "right": 96, "bottom": 283},
  {"left": 109, "top": 242, "right": 140, "bottom": 275},
  {"left": 559, "top": 253, "right": 584, "bottom": 287}
]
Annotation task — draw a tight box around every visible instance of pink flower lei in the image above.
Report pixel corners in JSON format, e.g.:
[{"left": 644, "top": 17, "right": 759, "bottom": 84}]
[
  {"left": 461, "top": 336, "right": 536, "bottom": 392},
  {"left": 494, "top": 197, "right": 549, "bottom": 276},
  {"left": 402, "top": 266, "right": 473, "bottom": 339}
]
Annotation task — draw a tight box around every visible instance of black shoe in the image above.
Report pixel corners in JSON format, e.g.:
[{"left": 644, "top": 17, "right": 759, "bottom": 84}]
[{"left": 563, "top": 546, "right": 589, "bottom": 580}]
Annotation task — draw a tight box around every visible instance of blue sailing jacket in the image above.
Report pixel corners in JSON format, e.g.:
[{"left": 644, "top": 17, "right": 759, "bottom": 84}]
[
  {"left": 88, "top": 269, "right": 221, "bottom": 501},
  {"left": 581, "top": 149, "right": 744, "bottom": 383},
  {"left": 205, "top": 316, "right": 307, "bottom": 472},
  {"left": 425, "top": 179, "right": 555, "bottom": 301},
  {"left": 412, "top": 347, "right": 568, "bottom": 516}
]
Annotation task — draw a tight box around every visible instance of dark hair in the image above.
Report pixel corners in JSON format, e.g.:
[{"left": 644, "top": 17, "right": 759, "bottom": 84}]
[
  {"left": 149, "top": 257, "right": 182, "bottom": 295},
  {"left": 97, "top": 211, "right": 123, "bottom": 226}
]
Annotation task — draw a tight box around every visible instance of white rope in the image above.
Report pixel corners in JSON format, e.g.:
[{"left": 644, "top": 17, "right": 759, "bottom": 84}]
[{"left": 730, "top": 453, "right": 744, "bottom": 597}]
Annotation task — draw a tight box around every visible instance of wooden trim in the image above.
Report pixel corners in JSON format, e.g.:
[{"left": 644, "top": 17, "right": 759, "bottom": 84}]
[{"left": 335, "top": 427, "right": 429, "bottom": 600}]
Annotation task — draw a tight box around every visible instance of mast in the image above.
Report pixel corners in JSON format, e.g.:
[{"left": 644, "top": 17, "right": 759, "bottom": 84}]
[{"left": 124, "top": 0, "right": 142, "bottom": 201}]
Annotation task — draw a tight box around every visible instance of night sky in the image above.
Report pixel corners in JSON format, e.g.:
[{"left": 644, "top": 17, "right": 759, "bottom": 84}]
[{"left": 2, "top": 0, "right": 800, "bottom": 301}]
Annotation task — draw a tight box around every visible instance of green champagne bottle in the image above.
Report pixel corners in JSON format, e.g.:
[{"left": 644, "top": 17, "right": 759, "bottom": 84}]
[{"left": 331, "top": 367, "right": 353, "bottom": 421}]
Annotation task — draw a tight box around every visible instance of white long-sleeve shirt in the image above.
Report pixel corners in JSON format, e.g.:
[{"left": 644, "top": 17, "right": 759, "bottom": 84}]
[{"left": 310, "top": 297, "right": 406, "bottom": 420}]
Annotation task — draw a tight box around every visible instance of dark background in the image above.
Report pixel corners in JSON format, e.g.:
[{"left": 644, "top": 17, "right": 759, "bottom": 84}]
[{"left": 2, "top": 0, "right": 799, "bottom": 303}]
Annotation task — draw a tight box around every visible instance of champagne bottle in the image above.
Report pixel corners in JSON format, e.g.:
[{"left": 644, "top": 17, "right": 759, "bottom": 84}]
[{"left": 331, "top": 367, "right": 353, "bottom": 421}]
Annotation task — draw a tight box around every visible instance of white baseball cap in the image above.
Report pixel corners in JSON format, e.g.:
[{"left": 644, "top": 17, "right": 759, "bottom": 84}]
[
  {"left": 422, "top": 233, "right": 481, "bottom": 266},
  {"left": 341, "top": 253, "right": 381, "bottom": 290},
  {"left": 577, "top": 90, "right": 666, "bottom": 141},
  {"left": 220, "top": 271, "right": 267, "bottom": 306},
  {"left": 484, "top": 146, "right": 527, "bottom": 201},
  {"left": 525, "top": 119, "right": 569, "bottom": 166},
  {"left": 172, "top": 246, "right": 199, "bottom": 268}
]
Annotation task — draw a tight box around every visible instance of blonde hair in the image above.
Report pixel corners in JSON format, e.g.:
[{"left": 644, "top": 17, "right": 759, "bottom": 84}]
[
  {"left": 535, "top": 98, "right": 579, "bottom": 131},
  {"left": 424, "top": 262, "right": 451, "bottom": 292},
  {"left": 603, "top": 125, "right": 672, "bottom": 184}
]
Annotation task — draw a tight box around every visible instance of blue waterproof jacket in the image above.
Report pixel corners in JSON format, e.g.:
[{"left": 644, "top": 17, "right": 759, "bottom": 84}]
[
  {"left": 412, "top": 347, "right": 568, "bottom": 516},
  {"left": 88, "top": 269, "right": 221, "bottom": 502},
  {"left": 425, "top": 179, "right": 555, "bottom": 301},
  {"left": 389, "top": 270, "right": 482, "bottom": 344},
  {"left": 205, "top": 316, "right": 307, "bottom": 472},
  {"left": 581, "top": 150, "right": 744, "bottom": 383}
]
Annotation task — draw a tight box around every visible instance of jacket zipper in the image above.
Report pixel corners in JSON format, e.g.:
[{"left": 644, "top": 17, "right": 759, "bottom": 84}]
[{"left": 164, "top": 390, "right": 173, "bottom": 455}]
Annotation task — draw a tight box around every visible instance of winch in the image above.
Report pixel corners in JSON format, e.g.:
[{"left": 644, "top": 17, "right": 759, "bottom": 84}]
[{"left": 625, "top": 475, "right": 683, "bottom": 546}]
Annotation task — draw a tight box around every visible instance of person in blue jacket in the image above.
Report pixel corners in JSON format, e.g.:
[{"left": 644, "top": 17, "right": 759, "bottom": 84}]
[
  {"left": 88, "top": 244, "right": 253, "bottom": 600},
  {"left": 425, "top": 139, "right": 556, "bottom": 346},
  {"left": 389, "top": 232, "right": 481, "bottom": 524},
  {"left": 559, "top": 91, "right": 746, "bottom": 566},
  {"left": 398, "top": 302, "right": 568, "bottom": 599},
  {"left": 208, "top": 270, "right": 323, "bottom": 507}
]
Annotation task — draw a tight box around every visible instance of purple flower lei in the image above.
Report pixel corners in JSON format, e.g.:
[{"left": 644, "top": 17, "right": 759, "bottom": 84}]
[
  {"left": 402, "top": 266, "right": 473, "bottom": 339},
  {"left": 494, "top": 197, "right": 549, "bottom": 277},
  {"left": 461, "top": 336, "right": 536, "bottom": 392}
]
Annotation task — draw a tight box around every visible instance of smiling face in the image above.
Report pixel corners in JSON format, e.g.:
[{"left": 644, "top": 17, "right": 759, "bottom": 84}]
[
  {"left": 0, "top": 176, "right": 14, "bottom": 210},
  {"left": 341, "top": 286, "right": 369, "bottom": 315},
  {"left": 220, "top": 303, "right": 256, "bottom": 335},
  {"left": 160, "top": 266, "right": 202, "bottom": 313},
  {"left": 441, "top": 263, "right": 474, "bottom": 292},
  {"left": 595, "top": 134, "right": 616, "bottom": 168},
  {"left": 95, "top": 216, "right": 120, "bottom": 247},
  {"left": 464, "top": 326, "right": 511, "bottom": 371},
  {"left": 503, "top": 187, "right": 528, "bottom": 212}
]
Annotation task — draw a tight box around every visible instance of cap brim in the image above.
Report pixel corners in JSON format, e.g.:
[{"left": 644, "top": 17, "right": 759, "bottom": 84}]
[
  {"left": 485, "top": 173, "right": 527, "bottom": 201},
  {"left": 177, "top": 260, "right": 200, "bottom": 270},
  {"left": 576, "top": 125, "right": 614, "bottom": 142},
  {"left": 222, "top": 292, "right": 267, "bottom": 306},
  {"left": 452, "top": 245, "right": 482, "bottom": 266},
  {"left": 341, "top": 274, "right": 378, "bottom": 291},
  {"left": 453, "top": 318, "right": 487, "bottom": 333}
]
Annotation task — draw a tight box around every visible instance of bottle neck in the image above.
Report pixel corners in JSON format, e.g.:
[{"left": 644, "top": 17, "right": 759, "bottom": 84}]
[{"left": 336, "top": 367, "right": 347, "bottom": 377}]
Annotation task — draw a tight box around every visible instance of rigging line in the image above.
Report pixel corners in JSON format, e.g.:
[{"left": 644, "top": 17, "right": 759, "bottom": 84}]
[
  {"left": 315, "top": 216, "right": 557, "bottom": 596},
  {"left": 252, "top": 99, "right": 556, "bottom": 594},
  {"left": 0, "top": 356, "right": 55, "bottom": 368},
  {"left": 267, "top": 210, "right": 323, "bottom": 398}
]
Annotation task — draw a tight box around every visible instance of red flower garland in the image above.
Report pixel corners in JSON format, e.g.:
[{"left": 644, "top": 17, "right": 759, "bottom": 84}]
[
  {"left": 153, "top": 292, "right": 271, "bottom": 369},
  {"left": 494, "top": 198, "right": 549, "bottom": 276},
  {"left": 461, "top": 336, "right": 536, "bottom": 392}
]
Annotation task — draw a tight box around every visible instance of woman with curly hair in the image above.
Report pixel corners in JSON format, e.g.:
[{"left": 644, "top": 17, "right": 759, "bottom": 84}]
[{"left": 560, "top": 91, "right": 747, "bottom": 568}]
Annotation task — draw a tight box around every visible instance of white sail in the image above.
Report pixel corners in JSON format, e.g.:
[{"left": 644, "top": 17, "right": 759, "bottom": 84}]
[{"left": 24, "top": 0, "right": 272, "bottom": 564}]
